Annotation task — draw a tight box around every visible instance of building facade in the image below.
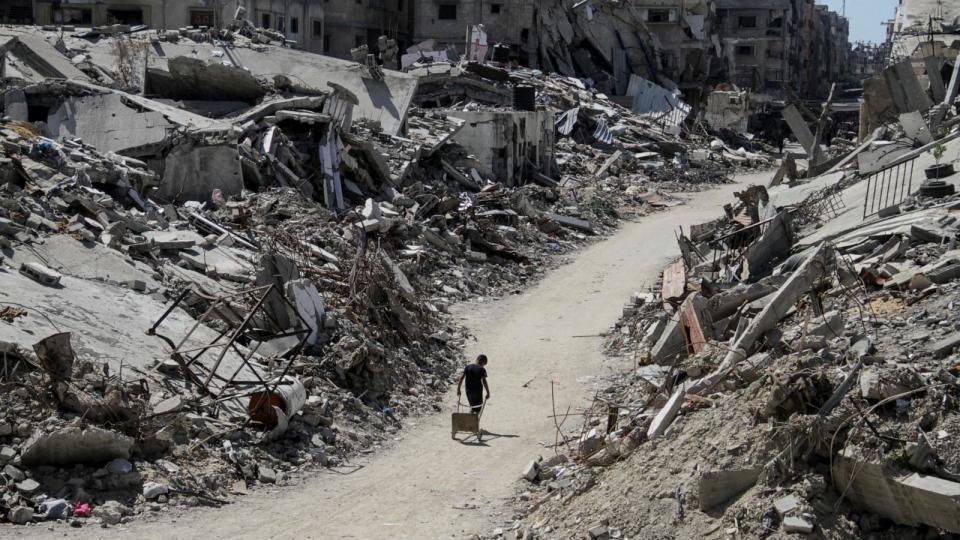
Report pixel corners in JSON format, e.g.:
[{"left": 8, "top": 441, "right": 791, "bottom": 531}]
[
  {"left": 19, "top": 0, "right": 849, "bottom": 99},
  {"left": 27, "top": 0, "right": 409, "bottom": 60},
  {"left": 409, "top": 0, "right": 535, "bottom": 64}
]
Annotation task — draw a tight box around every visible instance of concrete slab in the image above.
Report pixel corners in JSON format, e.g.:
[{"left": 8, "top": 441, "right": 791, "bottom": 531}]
[
  {"left": 782, "top": 105, "right": 815, "bottom": 155},
  {"left": 6, "top": 33, "right": 90, "bottom": 81},
  {"left": 899, "top": 111, "right": 934, "bottom": 145},
  {"left": 698, "top": 468, "right": 761, "bottom": 509},
  {"left": 0, "top": 259, "right": 237, "bottom": 378},
  {"left": 148, "top": 41, "right": 417, "bottom": 136},
  {"left": 48, "top": 93, "right": 174, "bottom": 154},
  {"left": 833, "top": 449, "right": 960, "bottom": 532},
  {"left": 4, "top": 234, "right": 159, "bottom": 289}
]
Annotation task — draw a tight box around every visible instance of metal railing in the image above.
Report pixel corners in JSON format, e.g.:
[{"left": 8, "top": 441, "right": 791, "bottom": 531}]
[{"left": 862, "top": 156, "right": 918, "bottom": 219}]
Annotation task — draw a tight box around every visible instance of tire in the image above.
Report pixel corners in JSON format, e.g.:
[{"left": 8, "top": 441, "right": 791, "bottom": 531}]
[
  {"left": 925, "top": 163, "right": 955, "bottom": 179},
  {"left": 919, "top": 180, "right": 956, "bottom": 198}
]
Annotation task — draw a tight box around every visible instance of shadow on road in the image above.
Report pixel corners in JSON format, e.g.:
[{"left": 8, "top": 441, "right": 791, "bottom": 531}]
[{"left": 453, "top": 430, "right": 519, "bottom": 447}]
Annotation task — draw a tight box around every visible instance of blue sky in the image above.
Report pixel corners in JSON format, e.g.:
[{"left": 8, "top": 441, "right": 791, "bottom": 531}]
[{"left": 819, "top": 0, "right": 899, "bottom": 44}]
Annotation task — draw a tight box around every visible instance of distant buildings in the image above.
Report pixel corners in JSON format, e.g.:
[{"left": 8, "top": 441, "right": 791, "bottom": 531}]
[
  {"left": 12, "top": 0, "right": 850, "bottom": 101},
  {"left": 849, "top": 41, "right": 890, "bottom": 78}
]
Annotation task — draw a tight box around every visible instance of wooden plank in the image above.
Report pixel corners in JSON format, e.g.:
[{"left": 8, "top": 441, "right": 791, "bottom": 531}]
[{"left": 679, "top": 294, "right": 710, "bottom": 354}]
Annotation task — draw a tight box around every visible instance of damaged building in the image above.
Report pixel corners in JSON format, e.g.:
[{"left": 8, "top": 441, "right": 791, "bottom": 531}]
[
  {"left": 0, "top": 7, "right": 776, "bottom": 530},
  {"left": 0, "top": 0, "right": 937, "bottom": 536}
]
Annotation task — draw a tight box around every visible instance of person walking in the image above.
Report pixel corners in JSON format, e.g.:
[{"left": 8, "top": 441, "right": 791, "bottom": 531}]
[{"left": 457, "top": 354, "right": 490, "bottom": 414}]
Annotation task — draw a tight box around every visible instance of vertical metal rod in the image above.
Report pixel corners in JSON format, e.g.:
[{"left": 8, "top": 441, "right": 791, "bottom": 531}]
[
  {"left": 874, "top": 169, "right": 885, "bottom": 216},
  {"left": 202, "top": 285, "right": 275, "bottom": 389},
  {"left": 897, "top": 162, "right": 907, "bottom": 204},
  {"left": 908, "top": 158, "right": 916, "bottom": 195},
  {"left": 885, "top": 164, "right": 896, "bottom": 209}
]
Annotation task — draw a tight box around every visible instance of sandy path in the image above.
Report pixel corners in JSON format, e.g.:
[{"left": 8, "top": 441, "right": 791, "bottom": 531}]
[{"left": 7, "top": 172, "right": 764, "bottom": 540}]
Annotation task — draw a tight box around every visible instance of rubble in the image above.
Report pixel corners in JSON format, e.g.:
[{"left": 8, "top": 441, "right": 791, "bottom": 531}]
[
  {"left": 475, "top": 12, "right": 960, "bottom": 535},
  {"left": 0, "top": 16, "right": 758, "bottom": 530}
]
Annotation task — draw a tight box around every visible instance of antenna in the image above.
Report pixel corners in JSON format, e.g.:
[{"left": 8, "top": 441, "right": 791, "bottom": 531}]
[{"left": 842, "top": 0, "right": 845, "bottom": 17}]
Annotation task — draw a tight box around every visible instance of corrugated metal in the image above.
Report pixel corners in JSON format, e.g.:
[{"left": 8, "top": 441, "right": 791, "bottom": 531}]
[
  {"left": 555, "top": 107, "right": 579, "bottom": 135},
  {"left": 594, "top": 119, "right": 612, "bottom": 144}
]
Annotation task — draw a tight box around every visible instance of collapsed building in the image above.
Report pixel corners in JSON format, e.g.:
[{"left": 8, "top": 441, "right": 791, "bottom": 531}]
[
  {"left": 490, "top": 14, "right": 960, "bottom": 540},
  {"left": 0, "top": 10, "right": 780, "bottom": 528}
]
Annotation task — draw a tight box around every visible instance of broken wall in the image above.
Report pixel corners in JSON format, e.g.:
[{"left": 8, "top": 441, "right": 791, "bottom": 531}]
[
  {"left": 447, "top": 110, "right": 555, "bottom": 187},
  {"left": 159, "top": 142, "right": 243, "bottom": 203},
  {"left": 705, "top": 89, "right": 750, "bottom": 132}
]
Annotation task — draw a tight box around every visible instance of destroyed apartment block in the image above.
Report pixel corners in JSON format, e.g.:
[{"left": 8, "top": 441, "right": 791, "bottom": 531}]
[
  {"left": 0, "top": 1, "right": 935, "bottom": 535},
  {"left": 0, "top": 13, "right": 784, "bottom": 530},
  {"left": 495, "top": 13, "right": 960, "bottom": 533}
]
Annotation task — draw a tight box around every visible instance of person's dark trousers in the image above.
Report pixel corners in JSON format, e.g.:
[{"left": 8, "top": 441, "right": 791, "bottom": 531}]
[{"left": 467, "top": 392, "right": 483, "bottom": 414}]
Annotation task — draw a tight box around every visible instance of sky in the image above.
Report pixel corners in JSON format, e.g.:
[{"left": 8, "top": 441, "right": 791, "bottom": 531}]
[{"left": 819, "top": 0, "right": 899, "bottom": 44}]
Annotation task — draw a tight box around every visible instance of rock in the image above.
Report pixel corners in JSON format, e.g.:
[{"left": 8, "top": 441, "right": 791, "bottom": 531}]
[
  {"left": 522, "top": 459, "right": 540, "bottom": 482},
  {"left": 106, "top": 458, "right": 133, "bottom": 475},
  {"left": 155, "top": 459, "right": 180, "bottom": 474},
  {"left": 258, "top": 466, "right": 278, "bottom": 484},
  {"left": 698, "top": 468, "right": 762, "bottom": 509},
  {"left": 4, "top": 463, "right": 26, "bottom": 481},
  {"left": 16, "top": 478, "right": 41, "bottom": 495},
  {"left": 859, "top": 367, "right": 920, "bottom": 400},
  {"left": 774, "top": 493, "right": 801, "bottom": 516},
  {"left": 782, "top": 515, "right": 815, "bottom": 534},
  {"left": 542, "top": 454, "right": 568, "bottom": 468},
  {"left": 93, "top": 506, "right": 121, "bottom": 526},
  {"left": 361, "top": 198, "right": 381, "bottom": 220},
  {"left": 0, "top": 446, "right": 16, "bottom": 463},
  {"left": 7, "top": 506, "right": 34, "bottom": 524},
  {"left": 588, "top": 524, "right": 610, "bottom": 539},
  {"left": 143, "top": 481, "right": 169, "bottom": 500},
  {"left": 578, "top": 428, "right": 603, "bottom": 458},
  {"left": 807, "top": 310, "right": 843, "bottom": 337},
  {"left": 0, "top": 423, "right": 12, "bottom": 436},
  {"left": 92, "top": 501, "right": 128, "bottom": 526},
  {"left": 586, "top": 447, "right": 618, "bottom": 467},
  {"left": 20, "top": 426, "right": 134, "bottom": 466},
  {"left": 153, "top": 396, "right": 183, "bottom": 415}
]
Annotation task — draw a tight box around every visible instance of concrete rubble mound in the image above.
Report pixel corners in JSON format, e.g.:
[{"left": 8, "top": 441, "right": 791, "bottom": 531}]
[
  {"left": 0, "top": 15, "right": 771, "bottom": 529},
  {"left": 485, "top": 33, "right": 960, "bottom": 539}
]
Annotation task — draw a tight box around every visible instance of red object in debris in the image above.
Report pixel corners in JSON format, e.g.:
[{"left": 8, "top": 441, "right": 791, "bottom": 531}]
[{"left": 74, "top": 503, "right": 91, "bottom": 517}]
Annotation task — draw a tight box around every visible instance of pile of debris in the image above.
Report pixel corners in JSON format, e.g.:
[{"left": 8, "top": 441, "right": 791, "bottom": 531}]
[
  {"left": 0, "top": 20, "right": 757, "bottom": 528},
  {"left": 487, "top": 62, "right": 960, "bottom": 539}
]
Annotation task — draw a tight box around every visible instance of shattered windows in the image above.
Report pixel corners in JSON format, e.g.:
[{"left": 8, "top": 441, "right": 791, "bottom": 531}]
[
  {"left": 646, "top": 9, "right": 673, "bottom": 23},
  {"left": 738, "top": 15, "right": 757, "bottom": 29},
  {"left": 106, "top": 8, "right": 144, "bottom": 26},
  {"left": 190, "top": 9, "right": 215, "bottom": 27},
  {"left": 53, "top": 8, "right": 91, "bottom": 25},
  {"left": 438, "top": 4, "right": 457, "bottom": 20}
]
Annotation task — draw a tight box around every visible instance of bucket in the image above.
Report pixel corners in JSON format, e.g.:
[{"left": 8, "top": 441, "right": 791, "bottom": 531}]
[{"left": 247, "top": 376, "right": 307, "bottom": 429}]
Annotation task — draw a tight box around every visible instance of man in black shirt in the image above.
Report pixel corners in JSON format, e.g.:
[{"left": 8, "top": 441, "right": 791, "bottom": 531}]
[{"left": 457, "top": 354, "right": 490, "bottom": 414}]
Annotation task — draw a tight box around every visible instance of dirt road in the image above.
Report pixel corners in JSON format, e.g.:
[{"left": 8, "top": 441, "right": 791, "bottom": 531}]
[{"left": 9, "top": 172, "right": 761, "bottom": 540}]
